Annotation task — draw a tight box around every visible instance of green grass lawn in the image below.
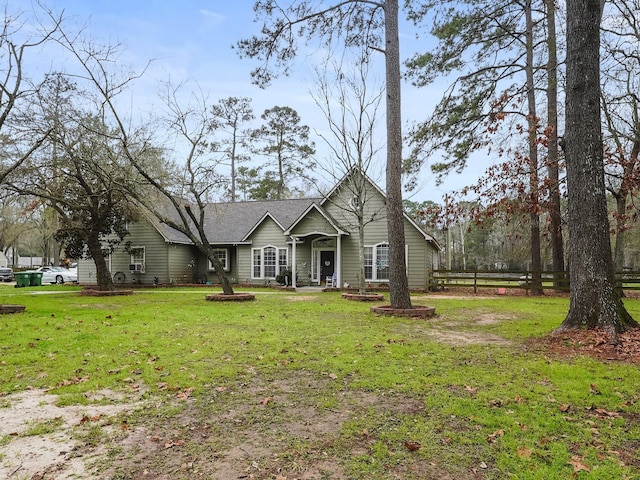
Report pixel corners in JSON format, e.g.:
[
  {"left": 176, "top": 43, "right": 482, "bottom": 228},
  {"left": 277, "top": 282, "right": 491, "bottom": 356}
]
[{"left": 1, "top": 284, "right": 639, "bottom": 479}]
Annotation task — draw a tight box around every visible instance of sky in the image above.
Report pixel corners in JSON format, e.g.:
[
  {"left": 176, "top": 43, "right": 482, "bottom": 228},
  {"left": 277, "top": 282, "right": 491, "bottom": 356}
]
[{"left": 17, "top": 0, "right": 483, "bottom": 203}]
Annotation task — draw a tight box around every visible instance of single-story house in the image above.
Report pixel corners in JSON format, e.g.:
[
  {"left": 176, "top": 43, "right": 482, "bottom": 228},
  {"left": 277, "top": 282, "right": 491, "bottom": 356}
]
[{"left": 78, "top": 170, "right": 441, "bottom": 289}]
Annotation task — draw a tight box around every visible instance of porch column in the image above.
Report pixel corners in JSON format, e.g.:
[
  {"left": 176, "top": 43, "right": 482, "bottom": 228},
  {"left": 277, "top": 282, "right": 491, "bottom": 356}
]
[
  {"left": 291, "top": 236, "right": 297, "bottom": 288},
  {"left": 336, "top": 234, "right": 342, "bottom": 288}
]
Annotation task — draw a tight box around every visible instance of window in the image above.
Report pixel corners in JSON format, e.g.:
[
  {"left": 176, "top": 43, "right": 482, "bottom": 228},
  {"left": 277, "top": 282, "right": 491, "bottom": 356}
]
[
  {"left": 208, "top": 248, "right": 228, "bottom": 271},
  {"left": 129, "top": 246, "right": 145, "bottom": 273},
  {"left": 376, "top": 244, "right": 390, "bottom": 280},
  {"left": 130, "top": 246, "right": 145, "bottom": 264},
  {"left": 264, "top": 246, "right": 276, "bottom": 278},
  {"left": 252, "top": 246, "right": 288, "bottom": 279},
  {"left": 363, "top": 242, "right": 393, "bottom": 281},
  {"left": 253, "top": 249, "right": 261, "bottom": 278},
  {"left": 279, "top": 248, "right": 288, "bottom": 274},
  {"left": 364, "top": 247, "right": 373, "bottom": 280}
]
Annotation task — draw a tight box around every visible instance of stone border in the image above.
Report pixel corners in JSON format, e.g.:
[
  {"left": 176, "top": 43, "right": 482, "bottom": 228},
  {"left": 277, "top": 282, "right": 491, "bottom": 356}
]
[
  {"left": 342, "top": 293, "right": 384, "bottom": 302},
  {"left": 370, "top": 305, "right": 436, "bottom": 318},
  {"left": 205, "top": 293, "right": 256, "bottom": 302},
  {"left": 0, "top": 304, "right": 26, "bottom": 314},
  {"left": 80, "top": 289, "right": 134, "bottom": 296}
]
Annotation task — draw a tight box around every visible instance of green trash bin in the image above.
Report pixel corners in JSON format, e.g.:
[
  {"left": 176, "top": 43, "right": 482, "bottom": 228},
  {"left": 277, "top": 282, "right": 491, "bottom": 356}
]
[
  {"left": 14, "top": 272, "right": 31, "bottom": 288},
  {"left": 29, "top": 272, "right": 43, "bottom": 286}
]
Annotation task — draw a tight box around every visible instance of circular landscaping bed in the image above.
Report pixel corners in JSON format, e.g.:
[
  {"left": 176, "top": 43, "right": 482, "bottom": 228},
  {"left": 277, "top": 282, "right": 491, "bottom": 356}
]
[
  {"left": 370, "top": 305, "right": 436, "bottom": 318},
  {"left": 342, "top": 293, "right": 384, "bottom": 302},
  {"left": 205, "top": 293, "right": 256, "bottom": 302},
  {"left": 80, "top": 288, "right": 134, "bottom": 296},
  {"left": 0, "top": 304, "right": 26, "bottom": 314}
]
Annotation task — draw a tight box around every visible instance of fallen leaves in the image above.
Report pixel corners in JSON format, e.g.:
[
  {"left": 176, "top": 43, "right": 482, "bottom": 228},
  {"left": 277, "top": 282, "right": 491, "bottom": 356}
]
[
  {"left": 403, "top": 441, "right": 422, "bottom": 451},
  {"left": 568, "top": 456, "right": 590, "bottom": 473},
  {"left": 517, "top": 446, "right": 532, "bottom": 459},
  {"left": 527, "top": 327, "right": 640, "bottom": 363},
  {"left": 164, "top": 439, "right": 185, "bottom": 449},
  {"left": 79, "top": 414, "right": 102, "bottom": 424},
  {"left": 486, "top": 429, "right": 504, "bottom": 443},
  {"left": 177, "top": 387, "right": 194, "bottom": 399}
]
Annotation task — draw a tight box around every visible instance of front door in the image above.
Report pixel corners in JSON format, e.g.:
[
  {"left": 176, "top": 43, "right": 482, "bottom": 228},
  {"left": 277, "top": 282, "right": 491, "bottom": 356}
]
[{"left": 320, "top": 251, "right": 335, "bottom": 283}]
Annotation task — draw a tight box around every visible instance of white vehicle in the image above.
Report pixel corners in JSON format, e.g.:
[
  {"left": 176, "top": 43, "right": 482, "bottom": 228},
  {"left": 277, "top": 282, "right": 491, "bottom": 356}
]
[{"left": 34, "top": 266, "right": 78, "bottom": 284}]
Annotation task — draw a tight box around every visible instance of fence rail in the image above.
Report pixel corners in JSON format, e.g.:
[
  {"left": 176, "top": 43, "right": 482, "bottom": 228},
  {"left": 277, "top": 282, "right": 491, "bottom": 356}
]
[{"left": 428, "top": 270, "right": 640, "bottom": 294}]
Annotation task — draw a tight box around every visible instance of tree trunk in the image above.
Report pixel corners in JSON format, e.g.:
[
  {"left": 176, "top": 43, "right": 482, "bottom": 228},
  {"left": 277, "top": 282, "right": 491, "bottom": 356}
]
[
  {"left": 86, "top": 232, "right": 114, "bottom": 291},
  {"left": 231, "top": 133, "right": 237, "bottom": 202},
  {"left": 613, "top": 193, "right": 626, "bottom": 273},
  {"left": 557, "top": 0, "right": 637, "bottom": 339},
  {"left": 358, "top": 213, "right": 367, "bottom": 295},
  {"left": 545, "top": 0, "right": 565, "bottom": 287},
  {"left": 384, "top": 0, "right": 412, "bottom": 309},
  {"left": 212, "top": 262, "right": 234, "bottom": 295},
  {"left": 201, "top": 244, "right": 234, "bottom": 295},
  {"left": 525, "top": 0, "right": 544, "bottom": 295}
]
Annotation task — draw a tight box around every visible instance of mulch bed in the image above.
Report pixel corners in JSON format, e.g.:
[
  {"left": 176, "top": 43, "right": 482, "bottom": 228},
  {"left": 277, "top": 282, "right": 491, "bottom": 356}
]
[
  {"left": 342, "top": 293, "right": 384, "bottom": 302},
  {"left": 526, "top": 328, "right": 640, "bottom": 364},
  {"left": 205, "top": 293, "right": 255, "bottom": 302},
  {"left": 80, "top": 289, "right": 134, "bottom": 296},
  {"left": 370, "top": 304, "right": 436, "bottom": 318},
  {"left": 0, "top": 305, "right": 26, "bottom": 314}
]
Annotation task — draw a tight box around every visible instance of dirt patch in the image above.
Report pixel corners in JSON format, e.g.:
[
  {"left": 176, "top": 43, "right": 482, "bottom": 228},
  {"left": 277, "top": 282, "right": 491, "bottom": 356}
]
[
  {"left": 425, "top": 329, "right": 512, "bottom": 346},
  {"left": 284, "top": 295, "right": 319, "bottom": 302},
  {"left": 93, "top": 374, "right": 428, "bottom": 480},
  {"left": 407, "top": 309, "right": 514, "bottom": 346},
  {"left": 0, "top": 375, "right": 433, "bottom": 480},
  {"left": 0, "top": 389, "right": 143, "bottom": 479}
]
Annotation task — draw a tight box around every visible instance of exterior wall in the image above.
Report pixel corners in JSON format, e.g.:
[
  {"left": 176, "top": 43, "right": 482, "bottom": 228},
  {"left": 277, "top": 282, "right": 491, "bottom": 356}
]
[
  {"left": 289, "top": 210, "right": 335, "bottom": 236},
  {"left": 167, "top": 244, "right": 200, "bottom": 284},
  {"left": 292, "top": 240, "right": 313, "bottom": 285},
  {"left": 77, "top": 173, "right": 438, "bottom": 289},
  {"left": 78, "top": 220, "right": 170, "bottom": 285},
  {"left": 114, "top": 221, "right": 170, "bottom": 284},
  {"left": 192, "top": 245, "right": 240, "bottom": 285},
  {"left": 236, "top": 244, "right": 252, "bottom": 284},
  {"left": 404, "top": 218, "right": 431, "bottom": 289},
  {"left": 322, "top": 182, "right": 436, "bottom": 289},
  {"left": 242, "top": 218, "right": 290, "bottom": 285}
]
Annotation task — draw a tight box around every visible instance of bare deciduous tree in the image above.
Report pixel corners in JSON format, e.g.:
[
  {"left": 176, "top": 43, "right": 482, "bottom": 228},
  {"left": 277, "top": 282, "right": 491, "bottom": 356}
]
[{"left": 237, "top": 0, "right": 413, "bottom": 309}]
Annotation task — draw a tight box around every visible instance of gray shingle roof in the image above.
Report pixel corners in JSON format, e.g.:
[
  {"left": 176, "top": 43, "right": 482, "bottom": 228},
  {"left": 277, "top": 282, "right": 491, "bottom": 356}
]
[{"left": 150, "top": 198, "right": 322, "bottom": 245}]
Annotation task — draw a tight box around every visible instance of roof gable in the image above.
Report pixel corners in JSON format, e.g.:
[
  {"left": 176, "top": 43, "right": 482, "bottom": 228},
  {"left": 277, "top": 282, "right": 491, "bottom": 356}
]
[
  {"left": 321, "top": 168, "right": 441, "bottom": 248},
  {"left": 285, "top": 202, "right": 348, "bottom": 236}
]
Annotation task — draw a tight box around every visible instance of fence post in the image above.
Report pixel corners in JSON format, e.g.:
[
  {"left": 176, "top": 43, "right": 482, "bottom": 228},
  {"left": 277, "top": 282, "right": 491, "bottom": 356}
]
[{"left": 473, "top": 271, "right": 477, "bottom": 294}]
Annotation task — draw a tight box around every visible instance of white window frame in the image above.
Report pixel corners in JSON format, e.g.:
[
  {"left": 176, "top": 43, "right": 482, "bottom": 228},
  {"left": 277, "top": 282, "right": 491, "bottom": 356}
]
[
  {"left": 208, "top": 248, "right": 229, "bottom": 271},
  {"left": 363, "top": 242, "right": 407, "bottom": 282},
  {"left": 129, "top": 246, "right": 145, "bottom": 272},
  {"left": 252, "top": 245, "right": 288, "bottom": 279}
]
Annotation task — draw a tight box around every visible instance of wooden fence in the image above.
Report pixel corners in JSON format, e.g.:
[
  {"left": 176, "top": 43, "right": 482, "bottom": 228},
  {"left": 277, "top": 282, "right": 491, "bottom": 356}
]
[{"left": 427, "top": 270, "right": 640, "bottom": 294}]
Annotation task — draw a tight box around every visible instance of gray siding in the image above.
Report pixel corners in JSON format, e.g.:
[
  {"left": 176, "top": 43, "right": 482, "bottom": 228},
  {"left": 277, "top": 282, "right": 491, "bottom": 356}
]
[
  {"left": 78, "top": 172, "right": 438, "bottom": 289},
  {"left": 290, "top": 210, "right": 336, "bottom": 236},
  {"left": 114, "top": 221, "right": 169, "bottom": 284},
  {"left": 323, "top": 181, "right": 436, "bottom": 289},
  {"left": 236, "top": 245, "right": 252, "bottom": 283},
  {"left": 79, "top": 220, "right": 174, "bottom": 286},
  {"left": 167, "top": 244, "right": 199, "bottom": 284},
  {"left": 241, "top": 218, "right": 290, "bottom": 285}
]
